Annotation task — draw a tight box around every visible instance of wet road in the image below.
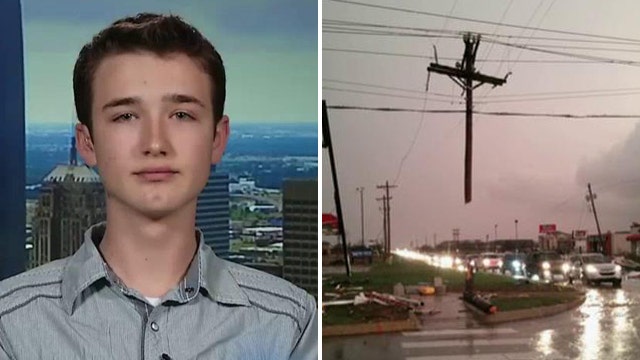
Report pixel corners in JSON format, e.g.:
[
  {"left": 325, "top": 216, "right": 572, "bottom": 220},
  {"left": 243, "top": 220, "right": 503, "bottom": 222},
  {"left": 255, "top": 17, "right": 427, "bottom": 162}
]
[{"left": 323, "top": 278, "right": 640, "bottom": 359}]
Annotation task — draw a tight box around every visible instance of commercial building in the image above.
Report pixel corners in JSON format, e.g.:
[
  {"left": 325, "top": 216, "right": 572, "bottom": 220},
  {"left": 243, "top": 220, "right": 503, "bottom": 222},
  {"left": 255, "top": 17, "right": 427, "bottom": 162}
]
[
  {"left": 30, "top": 137, "right": 105, "bottom": 268},
  {"left": 196, "top": 167, "right": 231, "bottom": 258},
  {"left": 282, "top": 179, "right": 317, "bottom": 297}
]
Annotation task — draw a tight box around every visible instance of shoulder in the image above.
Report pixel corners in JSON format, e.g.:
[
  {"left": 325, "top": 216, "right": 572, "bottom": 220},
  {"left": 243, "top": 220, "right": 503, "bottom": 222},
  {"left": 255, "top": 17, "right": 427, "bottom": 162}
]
[
  {"left": 224, "top": 260, "right": 316, "bottom": 330},
  {"left": 0, "top": 259, "right": 67, "bottom": 317}
]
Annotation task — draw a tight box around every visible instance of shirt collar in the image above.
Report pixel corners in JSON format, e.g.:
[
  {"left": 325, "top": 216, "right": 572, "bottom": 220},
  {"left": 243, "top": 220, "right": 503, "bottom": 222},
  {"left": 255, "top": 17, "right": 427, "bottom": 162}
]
[{"left": 61, "top": 222, "right": 250, "bottom": 315}]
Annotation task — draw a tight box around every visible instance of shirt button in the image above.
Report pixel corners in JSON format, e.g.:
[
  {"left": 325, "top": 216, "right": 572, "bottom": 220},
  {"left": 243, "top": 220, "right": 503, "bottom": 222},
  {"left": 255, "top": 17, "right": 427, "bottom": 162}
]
[{"left": 150, "top": 322, "right": 159, "bottom": 332}]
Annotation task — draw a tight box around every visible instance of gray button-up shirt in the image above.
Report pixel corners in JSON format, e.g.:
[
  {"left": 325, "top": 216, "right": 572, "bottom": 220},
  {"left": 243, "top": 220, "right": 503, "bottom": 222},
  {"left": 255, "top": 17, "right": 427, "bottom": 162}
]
[{"left": 0, "top": 223, "right": 317, "bottom": 359}]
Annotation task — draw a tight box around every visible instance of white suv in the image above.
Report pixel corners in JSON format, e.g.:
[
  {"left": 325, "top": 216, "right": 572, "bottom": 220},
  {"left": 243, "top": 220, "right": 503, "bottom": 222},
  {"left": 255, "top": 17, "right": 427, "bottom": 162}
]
[{"left": 571, "top": 253, "right": 622, "bottom": 288}]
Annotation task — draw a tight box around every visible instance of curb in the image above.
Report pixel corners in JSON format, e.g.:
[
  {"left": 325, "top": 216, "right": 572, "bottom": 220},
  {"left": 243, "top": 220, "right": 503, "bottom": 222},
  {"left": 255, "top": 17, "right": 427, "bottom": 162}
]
[
  {"left": 322, "top": 312, "right": 420, "bottom": 337},
  {"left": 464, "top": 294, "right": 586, "bottom": 324}
]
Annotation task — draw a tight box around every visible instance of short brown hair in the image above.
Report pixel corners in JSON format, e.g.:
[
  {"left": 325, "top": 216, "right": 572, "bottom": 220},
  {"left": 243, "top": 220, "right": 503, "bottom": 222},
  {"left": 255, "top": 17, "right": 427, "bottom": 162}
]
[{"left": 73, "top": 13, "right": 226, "bottom": 134}]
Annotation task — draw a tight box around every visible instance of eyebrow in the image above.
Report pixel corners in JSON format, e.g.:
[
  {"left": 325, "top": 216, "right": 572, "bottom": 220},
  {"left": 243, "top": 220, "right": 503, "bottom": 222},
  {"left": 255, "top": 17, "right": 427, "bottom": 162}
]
[{"left": 101, "top": 93, "right": 206, "bottom": 112}]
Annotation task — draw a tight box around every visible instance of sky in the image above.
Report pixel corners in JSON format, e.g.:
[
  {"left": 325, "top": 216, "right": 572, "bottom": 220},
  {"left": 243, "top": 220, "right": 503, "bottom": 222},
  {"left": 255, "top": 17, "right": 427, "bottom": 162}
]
[
  {"left": 322, "top": 0, "right": 640, "bottom": 248},
  {"left": 22, "top": 0, "right": 318, "bottom": 124}
]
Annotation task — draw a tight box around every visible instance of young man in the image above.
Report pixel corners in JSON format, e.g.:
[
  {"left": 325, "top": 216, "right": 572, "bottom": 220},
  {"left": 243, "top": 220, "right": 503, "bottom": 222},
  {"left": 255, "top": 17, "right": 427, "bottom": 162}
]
[{"left": 0, "top": 13, "right": 317, "bottom": 359}]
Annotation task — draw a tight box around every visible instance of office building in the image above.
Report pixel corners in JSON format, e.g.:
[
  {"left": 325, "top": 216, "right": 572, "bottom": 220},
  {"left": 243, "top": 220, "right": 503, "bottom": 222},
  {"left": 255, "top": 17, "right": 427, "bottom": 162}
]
[
  {"left": 31, "top": 137, "right": 105, "bottom": 268},
  {"left": 282, "top": 179, "right": 317, "bottom": 297},
  {"left": 196, "top": 166, "right": 231, "bottom": 258}
]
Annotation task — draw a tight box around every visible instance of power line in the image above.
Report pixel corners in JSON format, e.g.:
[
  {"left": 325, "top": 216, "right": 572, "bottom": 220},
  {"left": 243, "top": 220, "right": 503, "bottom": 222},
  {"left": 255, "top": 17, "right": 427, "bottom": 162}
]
[
  {"left": 477, "top": 0, "right": 514, "bottom": 73},
  {"left": 325, "top": 84, "right": 640, "bottom": 105},
  {"left": 323, "top": 86, "right": 461, "bottom": 104},
  {"left": 323, "top": 47, "right": 629, "bottom": 64},
  {"left": 481, "top": 0, "right": 555, "bottom": 99},
  {"left": 487, "top": 41, "right": 640, "bottom": 53},
  {"left": 327, "top": 105, "right": 640, "bottom": 119},
  {"left": 475, "top": 90, "right": 640, "bottom": 104},
  {"left": 483, "top": 39, "right": 640, "bottom": 67},
  {"left": 325, "top": 27, "right": 640, "bottom": 53},
  {"left": 324, "top": 78, "right": 640, "bottom": 100},
  {"left": 324, "top": 19, "right": 640, "bottom": 46},
  {"left": 323, "top": 28, "right": 457, "bottom": 39},
  {"left": 328, "top": 0, "right": 640, "bottom": 44}
]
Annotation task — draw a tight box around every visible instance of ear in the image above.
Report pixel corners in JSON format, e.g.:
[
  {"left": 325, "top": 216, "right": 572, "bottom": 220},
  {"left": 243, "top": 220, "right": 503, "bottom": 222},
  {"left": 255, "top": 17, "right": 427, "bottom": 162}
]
[
  {"left": 75, "top": 123, "right": 97, "bottom": 167},
  {"left": 211, "top": 115, "right": 230, "bottom": 165}
]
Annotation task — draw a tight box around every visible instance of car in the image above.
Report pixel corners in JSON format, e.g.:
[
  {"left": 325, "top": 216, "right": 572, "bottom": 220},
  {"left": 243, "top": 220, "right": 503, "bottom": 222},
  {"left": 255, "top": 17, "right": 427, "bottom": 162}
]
[
  {"left": 570, "top": 253, "right": 622, "bottom": 288},
  {"left": 501, "top": 252, "right": 527, "bottom": 278},
  {"left": 525, "top": 251, "right": 571, "bottom": 283},
  {"left": 478, "top": 252, "right": 503, "bottom": 272}
]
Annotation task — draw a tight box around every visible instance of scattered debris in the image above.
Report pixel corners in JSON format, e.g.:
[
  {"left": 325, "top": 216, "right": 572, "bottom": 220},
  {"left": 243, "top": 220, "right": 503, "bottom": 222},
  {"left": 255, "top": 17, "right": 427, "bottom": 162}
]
[
  {"left": 627, "top": 271, "right": 640, "bottom": 279},
  {"left": 418, "top": 285, "right": 436, "bottom": 296}
]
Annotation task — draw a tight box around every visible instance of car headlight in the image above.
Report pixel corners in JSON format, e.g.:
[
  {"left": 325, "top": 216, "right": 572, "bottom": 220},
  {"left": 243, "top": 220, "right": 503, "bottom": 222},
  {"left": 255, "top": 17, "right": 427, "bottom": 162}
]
[
  {"left": 562, "top": 263, "right": 571, "bottom": 273},
  {"left": 615, "top": 265, "right": 622, "bottom": 273},
  {"left": 441, "top": 256, "right": 453, "bottom": 268},
  {"left": 483, "top": 259, "right": 490, "bottom": 267},
  {"left": 543, "top": 270, "right": 551, "bottom": 278},
  {"left": 542, "top": 262, "right": 550, "bottom": 270},
  {"left": 512, "top": 260, "right": 521, "bottom": 269},
  {"left": 586, "top": 265, "right": 597, "bottom": 273}
]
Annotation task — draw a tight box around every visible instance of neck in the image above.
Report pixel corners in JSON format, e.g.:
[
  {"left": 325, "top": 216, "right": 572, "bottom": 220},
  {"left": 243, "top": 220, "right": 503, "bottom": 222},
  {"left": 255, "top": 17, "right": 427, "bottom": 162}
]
[{"left": 99, "top": 197, "right": 199, "bottom": 298}]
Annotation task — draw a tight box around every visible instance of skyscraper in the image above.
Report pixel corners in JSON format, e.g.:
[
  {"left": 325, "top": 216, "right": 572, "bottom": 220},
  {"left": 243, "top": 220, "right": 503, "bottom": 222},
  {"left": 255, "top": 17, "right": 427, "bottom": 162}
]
[
  {"left": 0, "top": 0, "right": 25, "bottom": 280},
  {"left": 282, "top": 179, "right": 317, "bottom": 297},
  {"left": 31, "top": 137, "right": 105, "bottom": 269},
  {"left": 196, "top": 166, "right": 230, "bottom": 258}
]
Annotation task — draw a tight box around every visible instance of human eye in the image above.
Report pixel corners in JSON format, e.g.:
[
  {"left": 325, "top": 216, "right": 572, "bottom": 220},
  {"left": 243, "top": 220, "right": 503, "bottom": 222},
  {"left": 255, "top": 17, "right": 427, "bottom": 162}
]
[
  {"left": 113, "top": 113, "right": 136, "bottom": 122},
  {"left": 172, "top": 111, "right": 196, "bottom": 121}
]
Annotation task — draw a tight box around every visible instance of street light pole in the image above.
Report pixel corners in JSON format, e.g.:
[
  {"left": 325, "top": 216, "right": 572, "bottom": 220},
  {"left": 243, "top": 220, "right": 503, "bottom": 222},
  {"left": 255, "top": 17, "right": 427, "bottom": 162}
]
[
  {"left": 515, "top": 219, "right": 519, "bottom": 240},
  {"left": 494, "top": 224, "right": 498, "bottom": 240}
]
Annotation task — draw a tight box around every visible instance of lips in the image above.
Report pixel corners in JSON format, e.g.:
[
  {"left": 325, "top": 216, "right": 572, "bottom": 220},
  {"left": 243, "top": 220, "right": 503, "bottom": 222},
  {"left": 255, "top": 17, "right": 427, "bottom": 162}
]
[{"left": 133, "top": 167, "right": 178, "bottom": 181}]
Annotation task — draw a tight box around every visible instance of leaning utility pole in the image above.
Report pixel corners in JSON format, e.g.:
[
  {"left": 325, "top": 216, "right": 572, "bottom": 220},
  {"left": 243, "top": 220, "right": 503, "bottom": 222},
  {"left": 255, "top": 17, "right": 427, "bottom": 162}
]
[
  {"left": 586, "top": 183, "right": 604, "bottom": 253},
  {"left": 356, "top": 187, "right": 365, "bottom": 247},
  {"left": 322, "top": 100, "right": 351, "bottom": 277},
  {"left": 377, "top": 181, "right": 397, "bottom": 259},
  {"left": 428, "top": 33, "right": 509, "bottom": 204}
]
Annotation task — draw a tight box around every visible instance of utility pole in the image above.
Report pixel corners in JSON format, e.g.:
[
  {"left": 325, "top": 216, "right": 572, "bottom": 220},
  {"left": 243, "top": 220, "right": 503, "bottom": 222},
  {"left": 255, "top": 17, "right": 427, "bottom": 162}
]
[
  {"left": 322, "top": 100, "right": 351, "bottom": 277},
  {"left": 377, "top": 196, "right": 387, "bottom": 255},
  {"left": 494, "top": 224, "right": 498, "bottom": 240},
  {"left": 428, "top": 33, "right": 509, "bottom": 203},
  {"left": 377, "top": 181, "right": 397, "bottom": 259},
  {"left": 515, "top": 219, "right": 519, "bottom": 240},
  {"left": 356, "top": 187, "right": 365, "bottom": 247},
  {"left": 586, "top": 183, "right": 603, "bottom": 254}
]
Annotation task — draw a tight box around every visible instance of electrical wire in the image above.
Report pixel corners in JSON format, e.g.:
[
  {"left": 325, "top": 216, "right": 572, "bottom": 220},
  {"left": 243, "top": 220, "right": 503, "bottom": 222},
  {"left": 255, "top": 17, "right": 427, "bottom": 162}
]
[
  {"left": 324, "top": 19, "right": 640, "bottom": 46},
  {"left": 477, "top": 0, "right": 515, "bottom": 73},
  {"left": 482, "top": 39, "right": 640, "bottom": 67},
  {"left": 322, "top": 86, "right": 460, "bottom": 103},
  {"left": 323, "top": 47, "right": 632, "bottom": 64},
  {"left": 479, "top": 0, "right": 553, "bottom": 100},
  {"left": 325, "top": 84, "right": 640, "bottom": 105},
  {"left": 322, "top": 78, "right": 640, "bottom": 100},
  {"left": 328, "top": 0, "right": 640, "bottom": 44},
  {"left": 326, "top": 105, "right": 640, "bottom": 119}
]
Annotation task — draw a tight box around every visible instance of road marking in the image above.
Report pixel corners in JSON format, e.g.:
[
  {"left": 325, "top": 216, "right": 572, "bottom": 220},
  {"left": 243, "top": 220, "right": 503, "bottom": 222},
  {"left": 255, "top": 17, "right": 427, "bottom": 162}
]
[
  {"left": 402, "top": 338, "right": 530, "bottom": 348},
  {"left": 402, "top": 328, "right": 518, "bottom": 337}
]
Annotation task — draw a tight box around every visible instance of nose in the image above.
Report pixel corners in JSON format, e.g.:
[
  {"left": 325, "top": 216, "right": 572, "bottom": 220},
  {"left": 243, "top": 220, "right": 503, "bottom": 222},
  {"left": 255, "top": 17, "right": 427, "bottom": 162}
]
[{"left": 140, "top": 117, "right": 172, "bottom": 157}]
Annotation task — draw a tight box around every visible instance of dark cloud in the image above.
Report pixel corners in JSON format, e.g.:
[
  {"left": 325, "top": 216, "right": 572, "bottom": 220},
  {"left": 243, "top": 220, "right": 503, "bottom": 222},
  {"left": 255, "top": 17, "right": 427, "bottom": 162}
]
[{"left": 576, "top": 122, "right": 640, "bottom": 200}]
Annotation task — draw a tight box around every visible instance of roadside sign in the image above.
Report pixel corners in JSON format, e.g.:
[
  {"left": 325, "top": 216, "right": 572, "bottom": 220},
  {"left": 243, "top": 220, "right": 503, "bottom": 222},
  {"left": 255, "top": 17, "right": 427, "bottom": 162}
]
[{"left": 539, "top": 224, "right": 556, "bottom": 234}]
